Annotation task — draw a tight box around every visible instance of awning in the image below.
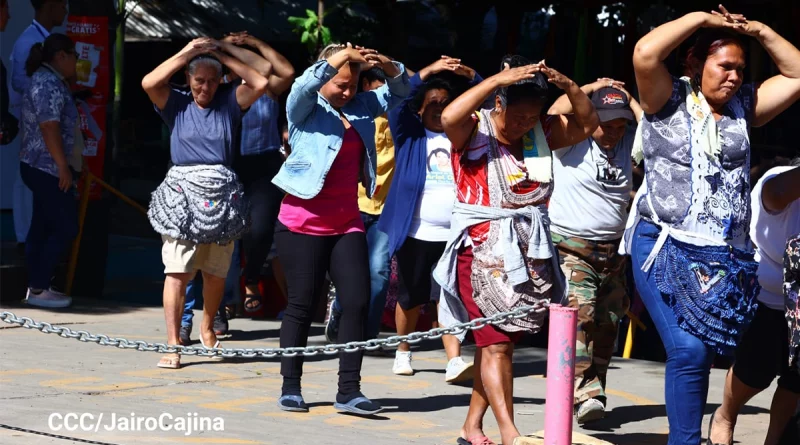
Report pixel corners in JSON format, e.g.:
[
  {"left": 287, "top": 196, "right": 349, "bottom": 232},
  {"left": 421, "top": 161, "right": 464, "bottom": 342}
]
[{"left": 124, "top": 0, "right": 303, "bottom": 42}]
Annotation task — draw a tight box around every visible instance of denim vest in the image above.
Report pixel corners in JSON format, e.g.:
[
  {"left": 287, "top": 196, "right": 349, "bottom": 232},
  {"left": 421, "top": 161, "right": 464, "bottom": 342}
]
[
  {"left": 272, "top": 60, "right": 410, "bottom": 199},
  {"left": 240, "top": 94, "right": 281, "bottom": 155}
]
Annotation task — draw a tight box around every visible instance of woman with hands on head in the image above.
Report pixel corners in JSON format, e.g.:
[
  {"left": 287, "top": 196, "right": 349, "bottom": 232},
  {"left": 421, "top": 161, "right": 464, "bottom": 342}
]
[
  {"left": 217, "top": 30, "right": 296, "bottom": 316},
  {"left": 378, "top": 55, "right": 483, "bottom": 383},
  {"left": 628, "top": 4, "right": 800, "bottom": 444},
  {"left": 433, "top": 55, "right": 597, "bottom": 445},
  {"left": 141, "top": 36, "right": 268, "bottom": 370},
  {"left": 271, "top": 42, "right": 409, "bottom": 416}
]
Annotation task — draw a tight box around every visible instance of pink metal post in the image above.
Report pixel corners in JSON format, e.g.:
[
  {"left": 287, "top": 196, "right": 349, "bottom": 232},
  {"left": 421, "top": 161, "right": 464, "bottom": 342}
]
[{"left": 544, "top": 304, "right": 578, "bottom": 445}]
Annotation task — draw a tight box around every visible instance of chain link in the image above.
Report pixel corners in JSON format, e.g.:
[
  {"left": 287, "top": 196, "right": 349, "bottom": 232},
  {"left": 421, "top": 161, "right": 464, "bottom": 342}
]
[{"left": 0, "top": 303, "right": 548, "bottom": 358}]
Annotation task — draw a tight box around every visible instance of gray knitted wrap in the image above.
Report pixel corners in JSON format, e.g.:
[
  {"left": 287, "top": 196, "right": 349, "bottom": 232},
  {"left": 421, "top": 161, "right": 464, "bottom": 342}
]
[{"left": 148, "top": 165, "right": 250, "bottom": 244}]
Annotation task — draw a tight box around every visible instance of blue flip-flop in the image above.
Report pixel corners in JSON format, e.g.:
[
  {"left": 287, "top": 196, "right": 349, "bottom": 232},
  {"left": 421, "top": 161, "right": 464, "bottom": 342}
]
[
  {"left": 277, "top": 395, "right": 308, "bottom": 413},
  {"left": 333, "top": 397, "right": 383, "bottom": 416}
]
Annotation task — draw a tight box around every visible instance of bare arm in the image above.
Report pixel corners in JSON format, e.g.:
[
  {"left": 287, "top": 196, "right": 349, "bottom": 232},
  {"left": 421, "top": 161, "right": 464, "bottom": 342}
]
[
  {"left": 747, "top": 23, "right": 800, "bottom": 127},
  {"left": 541, "top": 65, "right": 599, "bottom": 149},
  {"left": 218, "top": 39, "right": 272, "bottom": 80},
  {"left": 633, "top": 12, "right": 713, "bottom": 114},
  {"left": 762, "top": 167, "right": 800, "bottom": 213},
  {"left": 250, "top": 38, "right": 295, "bottom": 96},
  {"left": 210, "top": 49, "right": 268, "bottom": 110},
  {"left": 227, "top": 33, "right": 296, "bottom": 97}
]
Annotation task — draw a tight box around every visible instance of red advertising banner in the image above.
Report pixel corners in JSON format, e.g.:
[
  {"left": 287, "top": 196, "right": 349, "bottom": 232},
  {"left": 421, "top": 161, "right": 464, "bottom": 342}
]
[{"left": 66, "top": 16, "right": 109, "bottom": 200}]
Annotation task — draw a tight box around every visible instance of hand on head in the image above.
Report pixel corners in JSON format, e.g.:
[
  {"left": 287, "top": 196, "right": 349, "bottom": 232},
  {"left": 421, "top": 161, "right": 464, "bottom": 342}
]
[{"left": 708, "top": 4, "right": 764, "bottom": 36}]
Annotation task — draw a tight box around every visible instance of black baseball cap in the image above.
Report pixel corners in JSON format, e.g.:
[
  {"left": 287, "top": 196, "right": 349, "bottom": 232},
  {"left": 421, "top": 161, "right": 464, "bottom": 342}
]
[{"left": 591, "top": 87, "right": 634, "bottom": 122}]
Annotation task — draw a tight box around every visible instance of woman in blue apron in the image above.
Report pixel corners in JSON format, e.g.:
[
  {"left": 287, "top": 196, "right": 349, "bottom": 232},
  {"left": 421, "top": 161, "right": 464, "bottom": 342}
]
[{"left": 627, "top": 5, "right": 800, "bottom": 444}]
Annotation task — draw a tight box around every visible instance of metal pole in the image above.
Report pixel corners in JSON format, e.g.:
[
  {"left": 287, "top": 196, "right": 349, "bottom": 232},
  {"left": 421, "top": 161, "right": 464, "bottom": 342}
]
[{"left": 65, "top": 174, "right": 94, "bottom": 295}]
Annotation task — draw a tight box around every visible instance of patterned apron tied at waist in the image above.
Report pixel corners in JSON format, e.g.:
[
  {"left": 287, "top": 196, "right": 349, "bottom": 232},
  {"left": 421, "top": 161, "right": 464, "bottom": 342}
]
[{"left": 148, "top": 165, "right": 250, "bottom": 245}]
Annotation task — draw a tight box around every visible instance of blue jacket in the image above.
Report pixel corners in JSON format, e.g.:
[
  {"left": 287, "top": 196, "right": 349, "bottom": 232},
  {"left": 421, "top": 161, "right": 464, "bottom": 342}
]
[
  {"left": 378, "top": 71, "right": 483, "bottom": 257},
  {"left": 272, "top": 60, "right": 410, "bottom": 199}
]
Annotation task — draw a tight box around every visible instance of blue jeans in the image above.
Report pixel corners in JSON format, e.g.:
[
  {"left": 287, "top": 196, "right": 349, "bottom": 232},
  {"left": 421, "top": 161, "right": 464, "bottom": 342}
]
[
  {"left": 630, "top": 220, "right": 715, "bottom": 445},
  {"left": 182, "top": 240, "right": 241, "bottom": 327},
  {"left": 332, "top": 212, "right": 391, "bottom": 340}
]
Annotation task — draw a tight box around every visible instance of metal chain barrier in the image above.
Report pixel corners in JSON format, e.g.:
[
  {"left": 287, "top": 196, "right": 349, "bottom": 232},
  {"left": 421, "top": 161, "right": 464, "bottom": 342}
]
[{"left": 0, "top": 303, "right": 548, "bottom": 358}]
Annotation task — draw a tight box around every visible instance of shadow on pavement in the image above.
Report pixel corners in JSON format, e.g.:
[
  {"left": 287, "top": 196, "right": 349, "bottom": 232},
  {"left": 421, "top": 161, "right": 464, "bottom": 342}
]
[{"left": 374, "top": 394, "right": 545, "bottom": 414}]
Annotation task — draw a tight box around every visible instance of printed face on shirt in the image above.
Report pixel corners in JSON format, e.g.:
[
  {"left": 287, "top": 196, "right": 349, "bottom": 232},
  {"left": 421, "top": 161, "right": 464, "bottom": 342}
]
[
  {"left": 321, "top": 62, "right": 361, "bottom": 109},
  {"left": 420, "top": 88, "right": 450, "bottom": 133},
  {"left": 701, "top": 44, "right": 746, "bottom": 109},
  {"left": 592, "top": 118, "right": 628, "bottom": 150},
  {"left": 186, "top": 65, "right": 222, "bottom": 108}
]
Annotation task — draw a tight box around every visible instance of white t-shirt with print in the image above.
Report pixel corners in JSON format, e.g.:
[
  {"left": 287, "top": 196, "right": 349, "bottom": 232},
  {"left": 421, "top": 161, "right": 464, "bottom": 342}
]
[
  {"left": 550, "top": 131, "right": 635, "bottom": 241},
  {"left": 408, "top": 130, "right": 456, "bottom": 242},
  {"left": 750, "top": 165, "right": 800, "bottom": 310}
]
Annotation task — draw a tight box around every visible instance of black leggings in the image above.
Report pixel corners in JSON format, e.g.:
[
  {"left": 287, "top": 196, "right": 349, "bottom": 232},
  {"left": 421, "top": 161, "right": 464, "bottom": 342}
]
[
  {"left": 236, "top": 151, "right": 285, "bottom": 285},
  {"left": 274, "top": 221, "right": 370, "bottom": 396}
]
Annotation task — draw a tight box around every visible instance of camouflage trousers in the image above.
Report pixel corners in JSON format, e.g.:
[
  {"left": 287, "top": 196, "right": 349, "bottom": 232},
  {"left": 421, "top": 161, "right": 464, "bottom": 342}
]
[{"left": 552, "top": 232, "right": 630, "bottom": 406}]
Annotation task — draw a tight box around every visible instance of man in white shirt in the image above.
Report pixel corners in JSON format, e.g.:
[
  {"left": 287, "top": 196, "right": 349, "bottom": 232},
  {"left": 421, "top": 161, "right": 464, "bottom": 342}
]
[
  {"left": 547, "top": 78, "right": 642, "bottom": 424},
  {"left": 709, "top": 160, "right": 800, "bottom": 445},
  {"left": 8, "top": 0, "right": 67, "bottom": 246}
]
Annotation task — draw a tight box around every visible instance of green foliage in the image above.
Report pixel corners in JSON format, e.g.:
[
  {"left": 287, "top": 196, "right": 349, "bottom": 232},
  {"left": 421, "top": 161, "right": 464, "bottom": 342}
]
[{"left": 287, "top": 9, "right": 333, "bottom": 57}]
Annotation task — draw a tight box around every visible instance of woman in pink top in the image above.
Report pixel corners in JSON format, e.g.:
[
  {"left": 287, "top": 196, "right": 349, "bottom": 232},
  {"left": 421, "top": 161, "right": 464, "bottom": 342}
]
[{"left": 272, "top": 43, "right": 409, "bottom": 416}]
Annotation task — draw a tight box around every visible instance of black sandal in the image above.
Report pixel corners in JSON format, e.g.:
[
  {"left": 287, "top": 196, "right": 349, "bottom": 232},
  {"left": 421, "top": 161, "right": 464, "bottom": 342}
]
[
  {"left": 225, "top": 304, "right": 237, "bottom": 320},
  {"left": 244, "top": 294, "right": 263, "bottom": 313}
]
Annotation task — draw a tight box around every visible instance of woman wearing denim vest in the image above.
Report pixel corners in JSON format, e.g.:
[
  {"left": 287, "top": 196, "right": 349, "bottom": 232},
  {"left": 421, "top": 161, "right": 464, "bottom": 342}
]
[
  {"left": 272, "top": 43, "right": 409, "bottom": 416},
  {"left": 628, "top": 5, "right": 800, "bottom": 444},
  {"left": 436, "top": 55, "right": 598, "bottom": 445}
]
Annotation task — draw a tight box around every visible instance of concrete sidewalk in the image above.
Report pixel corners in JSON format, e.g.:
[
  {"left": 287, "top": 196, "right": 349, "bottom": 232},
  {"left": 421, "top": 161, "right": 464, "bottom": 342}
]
[{"left": 0, "top": 299, "right": 776, "bottom": 445}]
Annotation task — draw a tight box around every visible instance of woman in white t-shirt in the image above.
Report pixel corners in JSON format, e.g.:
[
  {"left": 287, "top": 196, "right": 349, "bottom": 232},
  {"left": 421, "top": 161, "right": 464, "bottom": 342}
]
[
  {"left": 712, "top": 160, "right": 800, "bottom": 445},
  {"left": 379, "top": 56, "right": 483, "bottom": 381}
]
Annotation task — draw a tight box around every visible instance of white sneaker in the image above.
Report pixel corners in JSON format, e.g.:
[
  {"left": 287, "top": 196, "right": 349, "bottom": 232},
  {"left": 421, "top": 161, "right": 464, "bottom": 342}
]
[
  {"left": 575, "top": 398, "right": 606, "bottom": 424},
  {"left": 392, "top": 351, "right": 413, "bottom": 376},
  {"left": 26, "top": 288, "right": 72, "bottom": 308},
  {"left": 445, "top": 357, "right": 474, "bottom": 383}
]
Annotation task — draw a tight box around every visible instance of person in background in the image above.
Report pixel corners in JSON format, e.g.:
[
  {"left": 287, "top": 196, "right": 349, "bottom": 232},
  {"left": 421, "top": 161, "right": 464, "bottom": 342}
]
[
  {"left": 142, "top": 37, "right": 268, "bottom": 369},
  {"left": 379, "top": 56, "right": 482, "bottom": 383},
  {"left": 628, "top": 5, "right": 800, "bottom": 444},
  {"left": 223, "top": 31, "right": 295, "bottom": 315},
  {"left": 711, "top": 160, "right": 800, "bottom": 445},
  {"left": 547, "top": 77, "right": 642, "bottom": 423},
  {"left": 18, "top": 33, "right": 79, "bottom": 308},
  {"left": 436, "top": 55, "right": 598, "bottom": 445},
  {"left": 325, "top": 66, "right": 395, "bottom": 347},
  {"left": 272, "top": 43, "right": 409, "bottom": 416},
  {"left": 180, "top": 32, "right": 295, "bottom": 343},
  {"left": 0, "top": 0, "right": 18, "bottom": 146},
  {"left": 9, "top": 0, "right": 67, "bottom": 255}
]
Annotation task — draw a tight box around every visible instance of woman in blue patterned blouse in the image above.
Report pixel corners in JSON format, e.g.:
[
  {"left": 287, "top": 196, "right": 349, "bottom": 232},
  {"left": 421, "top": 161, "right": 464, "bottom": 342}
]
[{"left": 18, "top": 33, "right": 79, "bottom": 309}]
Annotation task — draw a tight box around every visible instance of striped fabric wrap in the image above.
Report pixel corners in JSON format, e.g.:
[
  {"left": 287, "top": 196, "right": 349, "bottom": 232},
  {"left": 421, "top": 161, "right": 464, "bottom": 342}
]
[{"left": 148, "top": 165, "right": 250, "bottom": 245}]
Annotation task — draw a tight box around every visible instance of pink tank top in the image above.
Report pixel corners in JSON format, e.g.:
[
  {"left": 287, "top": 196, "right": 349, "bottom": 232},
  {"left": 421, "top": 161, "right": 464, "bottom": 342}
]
[{"left": 278, "top": 126, "right": 365, "bottom": 235}]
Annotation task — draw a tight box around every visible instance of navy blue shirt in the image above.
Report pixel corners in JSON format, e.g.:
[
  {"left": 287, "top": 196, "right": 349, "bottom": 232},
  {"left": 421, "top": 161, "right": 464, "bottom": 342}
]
[{"left": 157, "top": 83, "right": 244, "bottom": 166}]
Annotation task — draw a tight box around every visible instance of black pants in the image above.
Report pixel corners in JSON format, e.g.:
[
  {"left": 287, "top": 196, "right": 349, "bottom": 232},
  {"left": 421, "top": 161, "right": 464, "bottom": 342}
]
[
  {"left": 235, "top": 151, "right": 285, "bottom": 285},
  {"left": 20, "top": 162, "right": 78, "bottom": 289},
  {"left": 733, "top": 305, "right": 800, "bottom": 393},
  {"left": 275, "top": 221, "right": 370, "bottom": 395},
  {"left": 395, "top": 237, "right": 446, "bottom": 310}
]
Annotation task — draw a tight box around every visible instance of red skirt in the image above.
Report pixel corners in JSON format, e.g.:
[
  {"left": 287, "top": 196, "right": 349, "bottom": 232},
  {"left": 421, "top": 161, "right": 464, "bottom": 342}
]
[{"left": 457, "top": 246, "right": 523, "bottom": 347}]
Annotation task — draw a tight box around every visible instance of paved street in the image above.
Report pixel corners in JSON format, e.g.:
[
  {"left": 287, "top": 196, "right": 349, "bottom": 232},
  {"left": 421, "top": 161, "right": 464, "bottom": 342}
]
[{"left": 0, "top": 299, "right": 776, "bottom": 445}]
